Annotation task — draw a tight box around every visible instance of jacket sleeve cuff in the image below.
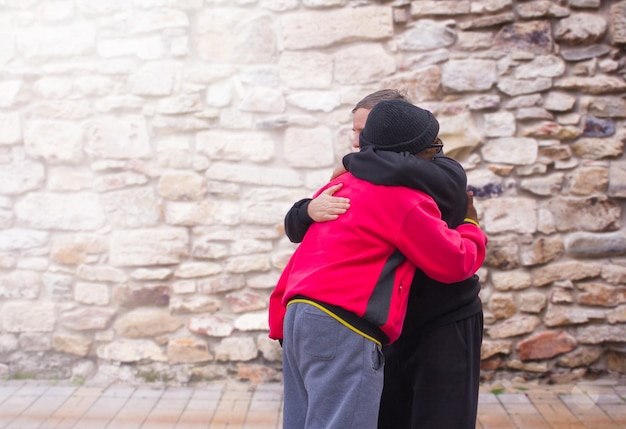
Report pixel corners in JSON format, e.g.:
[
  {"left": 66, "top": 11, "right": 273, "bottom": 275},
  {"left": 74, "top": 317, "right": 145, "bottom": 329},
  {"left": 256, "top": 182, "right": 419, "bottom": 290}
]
[
  {"left": 297, "top": 200, "right": 314, "bottom": 225},
  {"left": 463, "top": 217, "right": 480, "bottom": 227}
]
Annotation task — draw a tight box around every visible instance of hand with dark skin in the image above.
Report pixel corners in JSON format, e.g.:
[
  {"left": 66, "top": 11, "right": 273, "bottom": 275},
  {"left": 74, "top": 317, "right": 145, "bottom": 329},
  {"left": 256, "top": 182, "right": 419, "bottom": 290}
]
[{"left": 465, "top": 190, "right": 478, "bottom": 225}]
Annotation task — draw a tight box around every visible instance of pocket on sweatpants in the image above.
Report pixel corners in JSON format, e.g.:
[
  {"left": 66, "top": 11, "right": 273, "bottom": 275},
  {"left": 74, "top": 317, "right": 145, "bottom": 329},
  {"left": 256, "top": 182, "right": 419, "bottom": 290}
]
[
  {"left": 301, "top": 308, "right": 338, "bottom": 360},
  {"left": 371, "top": 344, "right": 385, "bottom": 371}
]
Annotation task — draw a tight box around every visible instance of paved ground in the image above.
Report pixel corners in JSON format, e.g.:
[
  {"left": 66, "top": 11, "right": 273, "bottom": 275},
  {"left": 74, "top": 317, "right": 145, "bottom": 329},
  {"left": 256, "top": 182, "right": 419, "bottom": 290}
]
[{"left": 0, "top": 375, "right": 625, "bottom": 428}]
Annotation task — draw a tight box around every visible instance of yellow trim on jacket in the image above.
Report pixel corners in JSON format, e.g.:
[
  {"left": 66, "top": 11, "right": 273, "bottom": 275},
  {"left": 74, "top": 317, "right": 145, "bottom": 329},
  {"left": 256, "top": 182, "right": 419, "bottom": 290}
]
[{"left": 288, "top": 298, "right": 383, "bottom": 348}]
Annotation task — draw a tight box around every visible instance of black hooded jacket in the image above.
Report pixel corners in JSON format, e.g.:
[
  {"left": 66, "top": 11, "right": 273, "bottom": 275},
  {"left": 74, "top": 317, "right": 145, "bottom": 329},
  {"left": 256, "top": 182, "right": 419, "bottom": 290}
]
[{"left": 283, "top": 148, "right": 482, "bottom": 336}]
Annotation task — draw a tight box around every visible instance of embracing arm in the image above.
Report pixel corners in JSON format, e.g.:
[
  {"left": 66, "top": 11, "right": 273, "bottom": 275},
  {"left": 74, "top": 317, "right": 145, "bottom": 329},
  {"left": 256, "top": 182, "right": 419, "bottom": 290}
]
[
  {"left": 397, "top": 196, "right": 487, "bottom": 283},
  {"left": 284, "top": 198, "right": 314, "bottom": 243},
  {"left": 284, "top": 183, "right": 350, "bottom": 243},
  {"left": 343, "top": 148, "right": 468, "bottom": 227}
]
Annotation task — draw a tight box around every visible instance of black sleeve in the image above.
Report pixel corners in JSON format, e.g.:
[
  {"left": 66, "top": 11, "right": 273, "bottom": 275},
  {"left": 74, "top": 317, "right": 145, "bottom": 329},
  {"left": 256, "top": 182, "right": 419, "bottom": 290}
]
[
  {"left": 284, "top": 198, "right": 314, "bottom": 243},
  {"left": 343, "top": 148, "right": 468, "bottom": 227}
]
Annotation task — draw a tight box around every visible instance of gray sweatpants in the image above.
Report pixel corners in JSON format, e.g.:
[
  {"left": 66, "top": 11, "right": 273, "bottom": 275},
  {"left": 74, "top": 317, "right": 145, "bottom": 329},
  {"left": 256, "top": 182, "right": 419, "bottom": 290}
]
[{"left": 282, "top": 302, "right": 385, "bottom": 429}]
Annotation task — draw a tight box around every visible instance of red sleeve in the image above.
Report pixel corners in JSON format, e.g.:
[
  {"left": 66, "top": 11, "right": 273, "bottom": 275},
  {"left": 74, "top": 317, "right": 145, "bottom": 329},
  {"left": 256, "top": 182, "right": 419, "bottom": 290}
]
[{"left": 396, "top": 198, "right": 487, "bottom": 283}]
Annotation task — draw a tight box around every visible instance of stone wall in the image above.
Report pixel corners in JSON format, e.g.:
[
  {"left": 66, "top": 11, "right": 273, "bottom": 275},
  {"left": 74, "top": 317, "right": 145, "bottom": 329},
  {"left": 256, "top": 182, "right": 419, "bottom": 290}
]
[{"left": 0, "top": 0, "right": 625, "bottom": 386}]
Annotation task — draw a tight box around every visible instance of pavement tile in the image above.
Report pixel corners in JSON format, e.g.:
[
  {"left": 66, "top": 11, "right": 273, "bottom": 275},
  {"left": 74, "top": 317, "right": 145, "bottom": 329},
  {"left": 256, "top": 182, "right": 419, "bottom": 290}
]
[
  {"left": 477, "top": 392, "right": 500, "bottom": 404},
  {"left": 142, "top": 407, "right": 184, "bottom": 429},
  {"left": 161, "top": 387, "right": 193, "bottom": 400},
  {"left": 102, "top": 385, "right": 136, "bottom": 399},
  {"left": 175, "top": 408, "right": 214, "bottom": 429},
  {"left": 600, "top": 403, "right": 626, "bottom": 426},
  {"left": 497, "top": 393, "right": 532, "bottom": 404},
  {"left": 41, "top": 393, "right": 99, "bottom": 428},
  {"left": 505, "top": 413, "right": 553, "bottom": 429},
  {"left": 109, "top": 406, "right": 153, "bottom": 428},
  {"left": 531, "top": 393, "right": 587, "bottom": 429},
  {"left": 476, "top": 403, "right": 516, "bottom": 429}
]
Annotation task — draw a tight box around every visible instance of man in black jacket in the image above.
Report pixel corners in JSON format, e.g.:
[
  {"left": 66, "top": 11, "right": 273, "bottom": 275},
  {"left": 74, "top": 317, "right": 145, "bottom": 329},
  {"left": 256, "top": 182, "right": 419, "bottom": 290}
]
[{"left": 283, "top": 90, "right": 483, "bottom": 429}]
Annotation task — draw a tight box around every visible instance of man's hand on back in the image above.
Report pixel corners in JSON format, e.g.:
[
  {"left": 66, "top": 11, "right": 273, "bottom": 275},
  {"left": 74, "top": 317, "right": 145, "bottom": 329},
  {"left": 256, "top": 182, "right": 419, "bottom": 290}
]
[{"left": 307, "top": 183, "right": 351, "bottom": 222}]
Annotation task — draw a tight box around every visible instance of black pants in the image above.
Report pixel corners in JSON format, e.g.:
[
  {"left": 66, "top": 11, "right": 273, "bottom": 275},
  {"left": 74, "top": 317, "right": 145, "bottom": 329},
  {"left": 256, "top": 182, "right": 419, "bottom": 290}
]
[{"left": 378, "top": 312, "right": 483, "bottom": 429}]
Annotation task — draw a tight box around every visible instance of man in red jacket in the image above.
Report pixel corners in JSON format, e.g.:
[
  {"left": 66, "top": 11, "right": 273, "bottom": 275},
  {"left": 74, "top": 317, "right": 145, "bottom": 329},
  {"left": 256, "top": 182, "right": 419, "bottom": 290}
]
[{"left": 268, "top": 99, "right": 487, "bottom": 429}]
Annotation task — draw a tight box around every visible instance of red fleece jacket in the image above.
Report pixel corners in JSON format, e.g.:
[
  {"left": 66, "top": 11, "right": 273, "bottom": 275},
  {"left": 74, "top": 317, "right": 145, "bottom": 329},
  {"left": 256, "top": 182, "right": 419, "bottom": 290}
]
[{"left": 268, "top": 172, "right": 487, "bottom": 344}]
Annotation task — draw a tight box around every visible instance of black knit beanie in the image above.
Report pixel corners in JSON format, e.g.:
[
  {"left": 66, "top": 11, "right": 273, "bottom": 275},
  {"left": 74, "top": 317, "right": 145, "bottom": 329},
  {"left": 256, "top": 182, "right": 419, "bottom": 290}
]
[{"left": 359, "top": 99, "right": 440, "bottom": 154}]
